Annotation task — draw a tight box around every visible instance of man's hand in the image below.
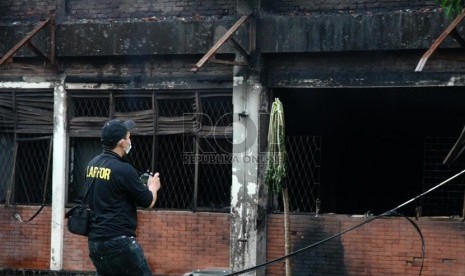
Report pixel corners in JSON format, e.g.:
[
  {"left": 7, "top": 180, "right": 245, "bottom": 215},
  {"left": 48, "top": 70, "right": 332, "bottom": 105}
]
[{"left": 147, "top": 172, "right": 161, "bottom": 208}]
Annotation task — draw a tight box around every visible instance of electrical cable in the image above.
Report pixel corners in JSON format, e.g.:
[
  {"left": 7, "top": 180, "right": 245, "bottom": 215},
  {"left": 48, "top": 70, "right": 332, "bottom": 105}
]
[
  {"left": 226, "top": 168, "right": 465, "bottom": 276},
  {"left": 12, "top": 136, "right": 52, "bottom": 223}
]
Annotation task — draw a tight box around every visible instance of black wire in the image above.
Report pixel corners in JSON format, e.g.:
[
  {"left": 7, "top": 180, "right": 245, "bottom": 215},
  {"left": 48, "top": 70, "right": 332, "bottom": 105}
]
[
  {"left": 226, "top": 169, "right": 465, "bottom": 276},
  {"left": 388, "top": 211, "right": 425, "bottom": 275},
  {"left": 13, "top": 136, "right": 52, "bottom": 223}
]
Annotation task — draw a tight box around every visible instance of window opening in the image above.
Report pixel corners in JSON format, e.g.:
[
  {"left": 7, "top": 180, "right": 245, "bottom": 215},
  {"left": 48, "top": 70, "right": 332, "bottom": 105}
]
[
  {"left": 7, "top": 135, "right": 52, "bottom": 206},
  {"left": 0, "top": 90, "right": 53, "bottom": 207},
  {"left": 67, "top": 90, "right": 232, "bottom": 212}
]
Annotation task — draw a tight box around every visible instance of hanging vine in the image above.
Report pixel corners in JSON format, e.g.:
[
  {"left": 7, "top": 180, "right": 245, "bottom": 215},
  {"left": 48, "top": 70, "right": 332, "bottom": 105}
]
[
  {"left": 266, "top": 98, "right": 292, "bottom": 276},
  {"left": 265, "top": 98, "right": 287, "bottom": 194}
]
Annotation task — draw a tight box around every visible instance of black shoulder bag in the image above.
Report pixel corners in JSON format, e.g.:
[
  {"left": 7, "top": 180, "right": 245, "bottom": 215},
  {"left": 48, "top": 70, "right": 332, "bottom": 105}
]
[{"left": 65, "top": 178, "right": 95, "bottom": 236}]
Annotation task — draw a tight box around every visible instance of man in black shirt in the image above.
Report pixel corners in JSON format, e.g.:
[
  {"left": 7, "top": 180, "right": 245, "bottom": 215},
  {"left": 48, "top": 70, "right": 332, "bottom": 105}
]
[{"left": 86, "top": 119, "right": 161, "bottom": 276}]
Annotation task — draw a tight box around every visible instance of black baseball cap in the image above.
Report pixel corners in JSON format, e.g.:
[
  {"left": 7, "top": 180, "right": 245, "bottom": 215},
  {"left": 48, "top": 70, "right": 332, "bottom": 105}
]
[{"left": 101, "top": 119, "right": 136, "bottom": 146}]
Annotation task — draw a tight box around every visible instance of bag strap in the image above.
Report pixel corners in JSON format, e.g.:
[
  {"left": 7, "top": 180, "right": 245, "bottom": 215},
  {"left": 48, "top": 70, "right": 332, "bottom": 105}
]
[{"left": 82, "top": 177, "right": 96, "bottom": 201}]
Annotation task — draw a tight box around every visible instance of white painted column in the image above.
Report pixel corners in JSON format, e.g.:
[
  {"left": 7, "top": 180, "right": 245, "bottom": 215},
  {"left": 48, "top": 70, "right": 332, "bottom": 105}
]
[
  {"left": 230, "top": 73, "right": 266, "bottom": 276},
  {"left": 50, "top": 80, "right": 67, "bottom": 270}
]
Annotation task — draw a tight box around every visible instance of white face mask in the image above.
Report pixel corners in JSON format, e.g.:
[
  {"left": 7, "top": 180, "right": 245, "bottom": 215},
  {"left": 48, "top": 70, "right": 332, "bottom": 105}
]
[{"left": 124, "top": 140, "right": 132, "bottom": 154}]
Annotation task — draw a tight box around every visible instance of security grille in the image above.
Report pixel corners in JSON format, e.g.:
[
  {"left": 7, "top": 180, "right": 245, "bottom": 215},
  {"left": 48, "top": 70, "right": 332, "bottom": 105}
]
[
  {"left": 157, "top": 135, "right": 195, "bottom": 209},
  {"left": 0, "top": 90, "right": 53, "bottom": 207},
  {"left": 200, "top": 95, "right": 233, "bottom": 127},
  {"left": 421, "top": 137, "right": 465, "bottom": 216},
  {"left": 284, "top": 136, "right": 322, "bottom": 213},
  {"left": 67, "top": 90, "right": 233, "bottom": 211},
  {"left": 197, "top": 138, "right": 232, "bottom": 211},
  {"left": 11, "top": 135, "right": 53, "bottom": 205}
]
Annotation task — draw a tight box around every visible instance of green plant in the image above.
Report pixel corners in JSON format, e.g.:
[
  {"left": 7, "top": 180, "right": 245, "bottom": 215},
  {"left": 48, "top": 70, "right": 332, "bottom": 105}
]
[
  {"left": 265, "top": 98, "right": 286, "bottom": 194},
  {"left": 266, "top": 98, "right": 292, "bottom": 276},
  {"left": 437, "top": 0, "right": 465, "bottom": 17}
]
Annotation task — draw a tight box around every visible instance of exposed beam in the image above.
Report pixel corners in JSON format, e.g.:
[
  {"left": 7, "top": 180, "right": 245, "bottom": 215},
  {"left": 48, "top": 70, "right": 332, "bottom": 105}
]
[
  {"left": 0, "top": 11, "right": 55, "bottom": 66},
  {"left": 450, "top": 28, "right": 465, "bottom": 48},
  {"left": 227, "top": 37, "right": 250, "bottom": 62},
  {"left": 27, "top": 42, "right": 51, "bottom": 62},
  {"left": 210, "top": 56, "right": 248, "bottom": 66},
  {"left": 415, "top": 9, "right": 465, "bottom": 72},
  {"left": 191, "top": 14, "right": 251, "bottom": 72}
]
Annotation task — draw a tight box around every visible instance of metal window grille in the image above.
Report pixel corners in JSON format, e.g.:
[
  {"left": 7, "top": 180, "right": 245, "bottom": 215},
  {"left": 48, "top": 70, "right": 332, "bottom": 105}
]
[
  {"left": 72, "top": 94, "right": 109, "bottom": 117},
  {"left": 200, "top": 95, "right": 233, "bottom": 127},
  {"left": 67, "top": 90, "right": 233, "bottom": 212},
  {"left": 9, "top": 135, "right": 53, "bottom": 205},
  {"left": 157, "top": 135, "right": 195, "bottom": 209},
  {"left": 0, "top": 90, "right": 53, "bottom": 207},
  {"left": 283, "top": 136, "right": 322, "bottom": 213},
  {"left": 421, "top": 137, "right": 465, "bottom": 216},
  {"left": 69, "top": 92, "right": 110, "bottom": 137},
  {"left": 197, "top": 138, "right": 232, "bottom": 211}
]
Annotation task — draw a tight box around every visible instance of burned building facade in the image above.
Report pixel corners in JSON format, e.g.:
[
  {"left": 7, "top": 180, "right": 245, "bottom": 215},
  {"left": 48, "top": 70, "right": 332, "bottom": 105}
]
[{"left": 1, "top": 0, "right": 465, "bottom": 275}]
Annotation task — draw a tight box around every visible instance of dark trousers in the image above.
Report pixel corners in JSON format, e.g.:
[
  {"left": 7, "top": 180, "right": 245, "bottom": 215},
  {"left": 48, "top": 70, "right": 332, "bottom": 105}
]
[{"left": 88, "top": 236, "right": 152, "bottom": 276}]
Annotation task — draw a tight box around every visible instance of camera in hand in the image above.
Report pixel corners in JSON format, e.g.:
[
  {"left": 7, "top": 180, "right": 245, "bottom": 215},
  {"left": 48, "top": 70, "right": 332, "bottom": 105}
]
[{"left": 139, "top": 173, "right": 150, "bottom": 185}]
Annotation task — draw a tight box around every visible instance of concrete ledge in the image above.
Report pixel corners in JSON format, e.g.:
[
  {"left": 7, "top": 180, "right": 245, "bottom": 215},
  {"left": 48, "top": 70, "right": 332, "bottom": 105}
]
[{"left": 0, "top": 270, "right": 94, "bottom": 276}]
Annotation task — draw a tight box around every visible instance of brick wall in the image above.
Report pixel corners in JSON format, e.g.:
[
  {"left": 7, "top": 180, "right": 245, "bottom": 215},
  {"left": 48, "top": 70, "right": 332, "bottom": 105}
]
[
  {"left": 0, "top": 206, "right": 51, "bottom": 270},
  {"left": 267, "top": 214, "right": 465, "bottom": 275},
  {"left": 0, "top": 206, "right": 230, "bottom": 275},
  {"left": 3, "top": 207, "right": 465, "bottom": 275}
]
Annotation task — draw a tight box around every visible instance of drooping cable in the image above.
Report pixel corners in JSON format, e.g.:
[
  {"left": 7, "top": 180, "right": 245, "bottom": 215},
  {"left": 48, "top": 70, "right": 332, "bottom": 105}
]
[{"left": 226, "top": 168, "right": 465, "bottom": 276}]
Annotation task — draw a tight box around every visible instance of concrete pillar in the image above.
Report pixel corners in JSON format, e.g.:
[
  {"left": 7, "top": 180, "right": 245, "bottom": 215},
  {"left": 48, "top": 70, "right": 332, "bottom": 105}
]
[
  {"left": 230, "top": 69, "right": 267, "bottom": 275},
  {"left": 50, "top": 79, "right": 67, "bottom": 270}
]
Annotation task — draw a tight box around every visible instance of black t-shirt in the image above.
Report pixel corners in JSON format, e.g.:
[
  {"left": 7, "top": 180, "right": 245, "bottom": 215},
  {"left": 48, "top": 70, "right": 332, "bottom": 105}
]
[{"left": 86, "top": 150, "right": 153, "bottom": 241}]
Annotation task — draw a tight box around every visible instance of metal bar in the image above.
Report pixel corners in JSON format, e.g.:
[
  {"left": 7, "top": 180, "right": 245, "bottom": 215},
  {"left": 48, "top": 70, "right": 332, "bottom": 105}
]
[
  {"left": 0, "top": 14, "right": 53, "bottom": 65},
  {"left": 152, "top": 92, "right": 157, "bottom": 172},
  {"left": 227, "top": 37, "right": 250, "bottom": 61},
  {"left": 450, "top": 27, "right": 465, "bottom": 48},
  {"left": 109, "top": 92, "right": 114, "bottom": 118},
  {"left": 42, "top": 136, "right": 53, "bottom": 203},
  {"left": 49, "top": 15, "right": 56, "bottom": 65},
  {"left": 27, "top": 42, "right": 50, "bottom": 61},
  {"left": 462, "top": 191, "right": 465, "bottom": 220},
  {"left": 192, "top": 92, "right": 201, "bottom": 212},
  {"left": 17, "top": 135, "right": 52, "bottom": 142},
  {"left": 210, "top": 57, "right": 248, "bottom": 66},
  {"left": 415, "top": 8, "right": 465, "bottom": 72},
  {"left": 249, "top": 15, "right": 256, "bottom": 54},
  {"left": 5, "top": 140, "right": 18, "bottom": 206},
  {"left": 193, "top": 136, "right": 199, "bottom": 212},
  {"left": 153, "top": 92, "right": 160, "bottom": 172},
  {"left": 191, "top": 14, "right": 251, "bottom": 72}
]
